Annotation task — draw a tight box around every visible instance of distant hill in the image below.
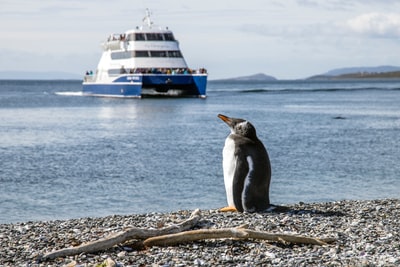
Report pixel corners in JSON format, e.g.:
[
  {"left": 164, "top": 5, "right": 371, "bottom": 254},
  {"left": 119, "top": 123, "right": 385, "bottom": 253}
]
[
  {"left": 308, "top": 65, "right": 400, "bottom": 80},
  {"left": 324, "top": 65, "right": 400, "bottom": 76},
  {"left": 212, "top": 73, "right": 277, "bottom": 82},
  {"left": 0, "top": 71, "right": 82, "bottom": 80},
  {"left": 334, "top": 71, "right": 400, "bottom": 79}
]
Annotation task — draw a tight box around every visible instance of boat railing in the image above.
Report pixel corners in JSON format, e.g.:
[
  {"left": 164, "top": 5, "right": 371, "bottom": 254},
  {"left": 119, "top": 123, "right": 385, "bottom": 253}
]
[
  {"left": 85, "top": 68, "right": 207, "bottom": 82},
  {"left": 128, "top": 68, "right": 207, "bottom": 75},
  {"left": 106, "top": 67, "right": 207, "bottom": 77},
  {"left": 83, "top": 74, "right": 96, "bottom": 82}
]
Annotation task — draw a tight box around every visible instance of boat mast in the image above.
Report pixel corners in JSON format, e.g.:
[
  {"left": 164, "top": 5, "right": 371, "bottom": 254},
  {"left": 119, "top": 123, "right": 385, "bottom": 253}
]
[{"left": 143, "top": 8, "right": 153, "bottom": 28}]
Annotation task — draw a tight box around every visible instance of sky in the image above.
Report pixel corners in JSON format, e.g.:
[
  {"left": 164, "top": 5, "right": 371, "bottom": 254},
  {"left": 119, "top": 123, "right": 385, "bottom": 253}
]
[{"left": 1, "top": 0, "right": 400, "bottom": 79}]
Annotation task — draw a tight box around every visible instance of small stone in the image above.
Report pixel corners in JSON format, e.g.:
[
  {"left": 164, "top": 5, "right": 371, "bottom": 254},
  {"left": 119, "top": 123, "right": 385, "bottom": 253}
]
[
  {"left": 104, "top": 257, "right": 116, "bottom": 267},
  {"left": 62, "top": 260, "right": 77, "bottom": 267},
  {"left": 117, "top": 251, "right": 126, "bottom": 258},
  {"left": 193, "top": 258, "right": 205, "bottom": 266}
]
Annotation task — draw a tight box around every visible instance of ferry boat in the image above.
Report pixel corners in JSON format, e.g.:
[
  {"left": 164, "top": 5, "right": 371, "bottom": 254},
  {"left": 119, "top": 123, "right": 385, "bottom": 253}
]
[{"left": 82, "top": 9, "right": 207, "bottom": 98}]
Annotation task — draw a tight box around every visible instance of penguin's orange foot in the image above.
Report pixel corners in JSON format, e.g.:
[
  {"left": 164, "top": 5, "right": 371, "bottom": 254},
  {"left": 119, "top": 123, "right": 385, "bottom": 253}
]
[{"left": 219, "top": 206, "right": 238, "bottom": 212}]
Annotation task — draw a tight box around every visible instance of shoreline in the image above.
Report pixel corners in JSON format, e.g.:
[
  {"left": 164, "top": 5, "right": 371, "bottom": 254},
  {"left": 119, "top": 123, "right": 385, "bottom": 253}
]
[{"left": 1, "top": 199, "right": 399, "bottom": 266}]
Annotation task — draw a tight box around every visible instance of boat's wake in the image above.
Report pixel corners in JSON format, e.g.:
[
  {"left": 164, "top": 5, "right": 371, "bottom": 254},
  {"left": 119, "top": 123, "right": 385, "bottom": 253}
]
[{"left": 55, "top": 91, "right": 84, "bottom": 97}]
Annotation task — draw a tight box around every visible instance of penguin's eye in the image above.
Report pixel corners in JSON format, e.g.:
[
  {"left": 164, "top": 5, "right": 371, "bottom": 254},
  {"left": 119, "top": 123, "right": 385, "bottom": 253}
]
[{"left": 236, "top": 123, "right": 246, "bottom": 134}]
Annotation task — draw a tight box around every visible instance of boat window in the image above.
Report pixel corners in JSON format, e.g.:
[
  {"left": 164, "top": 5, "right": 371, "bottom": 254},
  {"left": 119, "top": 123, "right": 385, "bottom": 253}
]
[
  {"left": 135, "top": 51, "right": 150, "bottom": 57},
  {"left": 167, "top": 51, "right": 182, "bottom": 57},
  {"left": 110, "top": 50, "right": 182, "bottom": 58},
  {"left": 150, "top": 51, "right": 167, "bottom": 57},
  {"left": 146, "top": 33, "right": 164, "bottom": 41},
  {"left": 164, "top": 33, "right": 175, "bottom": 41},
  {"left": 135, "top": 33, "right": 146, "bottom": 41},
  {"left": 126, "top": 33, "right": 175, "bottom": 41}
]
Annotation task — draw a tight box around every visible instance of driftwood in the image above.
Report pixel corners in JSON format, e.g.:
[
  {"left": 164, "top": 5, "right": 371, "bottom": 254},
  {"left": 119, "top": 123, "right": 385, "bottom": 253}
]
[
  {"left": 41, "top": 209, "right": 334, "bottom": 261},
  {"left": 41, "top": 209, "right": 201, "bottom": 260},
  {"left": 143, "top": 224, "right": 332, "bottom": 247},
  {"left": 144, "top": 227, "right": 249, "bottom": 247}
]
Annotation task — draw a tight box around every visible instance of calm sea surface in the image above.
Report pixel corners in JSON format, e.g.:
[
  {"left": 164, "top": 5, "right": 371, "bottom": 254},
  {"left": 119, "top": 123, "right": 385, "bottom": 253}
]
[{"left": 1, "top": 79, "right": 400, "bottom": 223}]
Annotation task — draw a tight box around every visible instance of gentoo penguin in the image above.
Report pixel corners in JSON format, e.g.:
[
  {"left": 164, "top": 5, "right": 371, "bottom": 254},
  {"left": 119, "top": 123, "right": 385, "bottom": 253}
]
[{"left": 218, "top": 114, "right": 271, "bottom": 212}]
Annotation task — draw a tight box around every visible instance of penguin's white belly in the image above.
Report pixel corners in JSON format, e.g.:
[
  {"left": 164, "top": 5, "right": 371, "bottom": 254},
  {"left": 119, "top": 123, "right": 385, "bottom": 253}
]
[{"left": 222, "top": 137, "right": 236, "bottom": 207}]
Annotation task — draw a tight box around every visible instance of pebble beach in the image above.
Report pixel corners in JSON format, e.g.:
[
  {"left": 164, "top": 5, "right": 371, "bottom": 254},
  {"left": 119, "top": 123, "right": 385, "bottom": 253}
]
[{"left": 1, "top": 199, "right": 399, "bottom": 266}]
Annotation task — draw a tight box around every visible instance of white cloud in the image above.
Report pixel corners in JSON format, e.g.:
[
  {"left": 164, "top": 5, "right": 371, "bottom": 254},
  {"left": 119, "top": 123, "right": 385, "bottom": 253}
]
[{"left": 347, "top": 13, "right": 400, "bottom": 38}]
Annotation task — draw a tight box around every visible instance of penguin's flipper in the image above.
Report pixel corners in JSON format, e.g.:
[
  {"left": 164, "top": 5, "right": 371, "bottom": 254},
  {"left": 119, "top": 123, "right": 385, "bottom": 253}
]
[
  {"left": 219, "top": 206, "right": 238, "bottom": 212},
  {"left": 232, "top": 154, "right": 249, "bottom": 212}
]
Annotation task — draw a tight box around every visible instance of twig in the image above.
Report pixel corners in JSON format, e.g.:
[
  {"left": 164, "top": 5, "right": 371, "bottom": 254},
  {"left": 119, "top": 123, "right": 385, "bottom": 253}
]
[{"left": 41, "top": 209, "right": 201, "bottom": 260}]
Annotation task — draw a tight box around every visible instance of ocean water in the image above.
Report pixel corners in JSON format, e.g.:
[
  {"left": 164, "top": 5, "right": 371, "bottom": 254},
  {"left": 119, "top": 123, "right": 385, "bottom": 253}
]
[{"left": 1, "top": 79, "right": 400, "bottom": 223}]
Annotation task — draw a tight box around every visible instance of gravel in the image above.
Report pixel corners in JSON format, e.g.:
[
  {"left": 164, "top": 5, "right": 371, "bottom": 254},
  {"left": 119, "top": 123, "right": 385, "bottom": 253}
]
[{"left": 1, "top": 198, "right": 399, "bottom": 266}]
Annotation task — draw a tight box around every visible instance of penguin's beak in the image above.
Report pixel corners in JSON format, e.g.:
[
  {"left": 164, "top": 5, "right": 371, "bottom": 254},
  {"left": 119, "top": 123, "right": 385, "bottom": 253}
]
[{"left": 218, "top": 114, "right": 232, "bottom": 125}]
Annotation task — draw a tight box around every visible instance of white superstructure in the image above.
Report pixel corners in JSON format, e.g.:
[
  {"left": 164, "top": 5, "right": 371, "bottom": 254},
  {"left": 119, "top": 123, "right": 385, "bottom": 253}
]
[{"left": 83, "top": 9, "right": 207, "bottom": 98}]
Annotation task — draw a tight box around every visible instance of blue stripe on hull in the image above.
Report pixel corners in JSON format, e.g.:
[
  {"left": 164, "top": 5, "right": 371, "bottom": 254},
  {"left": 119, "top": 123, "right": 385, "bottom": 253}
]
[
  {"left": 82, "top": 74, "right": 207, "bottom": 98},
  {"left": 142, "top": 74, "right": 194, "bottom": 85}
]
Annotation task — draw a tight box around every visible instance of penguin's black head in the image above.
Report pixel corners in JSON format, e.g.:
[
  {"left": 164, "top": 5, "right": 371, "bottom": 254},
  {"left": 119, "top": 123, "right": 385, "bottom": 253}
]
[{"left": 218, "top": 114, "right": 257, "bottom": 139}]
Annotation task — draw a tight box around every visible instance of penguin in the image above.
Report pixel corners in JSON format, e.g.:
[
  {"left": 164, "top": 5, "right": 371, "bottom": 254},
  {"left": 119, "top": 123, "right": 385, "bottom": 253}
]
[{"left": 218, "top": 114, "right": 271, "bottom": 213}]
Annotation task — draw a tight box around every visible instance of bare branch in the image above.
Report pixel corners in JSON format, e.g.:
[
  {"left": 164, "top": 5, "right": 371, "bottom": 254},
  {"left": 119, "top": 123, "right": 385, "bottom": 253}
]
[
  {"left": 41, "top": 209, "right": 201, "bottom": 260},
  {"left": 143, "top": 226, "right": 331, "bottom": 247}
]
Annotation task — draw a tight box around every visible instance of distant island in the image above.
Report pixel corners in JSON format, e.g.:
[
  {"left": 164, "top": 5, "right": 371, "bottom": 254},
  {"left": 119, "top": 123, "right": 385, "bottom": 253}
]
[
  {"left": 211, "top": 66, "right": 400, "bottom": 82},
  {"left": 308, "top": 65, "right": 400, "bottom": 80}
]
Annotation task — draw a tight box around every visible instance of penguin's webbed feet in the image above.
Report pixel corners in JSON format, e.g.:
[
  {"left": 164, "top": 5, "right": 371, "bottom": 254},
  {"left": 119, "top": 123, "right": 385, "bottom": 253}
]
[{"left": 219, "top": 206, "right": 238, "bottom": 212}]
